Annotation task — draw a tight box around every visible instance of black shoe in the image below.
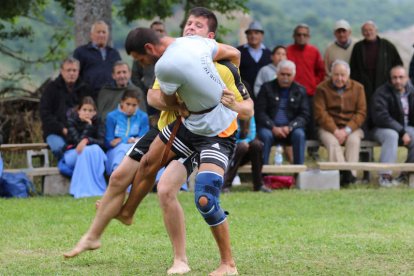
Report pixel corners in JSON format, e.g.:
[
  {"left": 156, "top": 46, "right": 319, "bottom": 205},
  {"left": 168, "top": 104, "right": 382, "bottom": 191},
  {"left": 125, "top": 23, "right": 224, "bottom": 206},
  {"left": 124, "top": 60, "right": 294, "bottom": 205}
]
[
  {"left": 340, "top": 171, "right": 356, "bottom": 187},
  {"left": 393, "top": 173, "right": 408, "bottom": 185}
]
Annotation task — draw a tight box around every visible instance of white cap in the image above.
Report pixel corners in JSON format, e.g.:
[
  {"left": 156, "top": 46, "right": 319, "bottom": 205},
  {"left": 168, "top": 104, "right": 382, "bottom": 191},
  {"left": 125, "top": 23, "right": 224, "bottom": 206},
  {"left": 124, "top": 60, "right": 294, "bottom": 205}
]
[{"left": 334, "top": 19, "right": 351, "bottom": 31}]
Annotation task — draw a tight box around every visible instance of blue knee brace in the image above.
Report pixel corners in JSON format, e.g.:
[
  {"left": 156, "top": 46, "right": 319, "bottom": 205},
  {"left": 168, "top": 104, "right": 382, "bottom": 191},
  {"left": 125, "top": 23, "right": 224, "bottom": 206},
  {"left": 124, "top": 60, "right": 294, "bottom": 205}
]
[{"left": 194, "top": 172, "right": 226, "bottom": 226}]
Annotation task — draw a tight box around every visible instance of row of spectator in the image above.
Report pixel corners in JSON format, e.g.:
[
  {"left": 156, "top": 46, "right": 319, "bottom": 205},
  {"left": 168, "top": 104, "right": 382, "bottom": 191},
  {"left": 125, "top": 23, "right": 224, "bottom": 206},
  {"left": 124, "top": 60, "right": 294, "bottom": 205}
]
[
  {"left": 38, "top": 17, "right": 414, "bottom": 193},
  {"left": 229, "top": 19, "right": 412, "bottom": 188}
]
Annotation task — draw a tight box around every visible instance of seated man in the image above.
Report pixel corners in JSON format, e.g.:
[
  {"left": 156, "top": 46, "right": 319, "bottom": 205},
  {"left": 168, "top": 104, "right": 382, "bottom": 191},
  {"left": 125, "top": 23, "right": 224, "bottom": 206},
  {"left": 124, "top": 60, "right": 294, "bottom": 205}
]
[
  {"left": 40, "top": 57, "right": 93, "bottom": 160},
  {"left": 370, "top": 65, "right": 414, "bottom": 187},
  {"left": 314, "top": 60, "right": 366, "bottom": 186},
  {"left": 97, "top": 61, "right": 145, "bottom": 122},
  {"left": 223, "top": 117, "right": 271, "bottom": 193},
  {"left": 255, "top": 60, "right": 310, "bottom": 165}
]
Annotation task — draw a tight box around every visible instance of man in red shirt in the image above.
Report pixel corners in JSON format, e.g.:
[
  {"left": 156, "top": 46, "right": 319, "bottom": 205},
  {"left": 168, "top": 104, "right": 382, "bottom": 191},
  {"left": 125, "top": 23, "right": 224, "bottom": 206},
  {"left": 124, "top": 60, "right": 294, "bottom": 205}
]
[{"left": 287, "top": 23, "right": 325, "bottom": 159}]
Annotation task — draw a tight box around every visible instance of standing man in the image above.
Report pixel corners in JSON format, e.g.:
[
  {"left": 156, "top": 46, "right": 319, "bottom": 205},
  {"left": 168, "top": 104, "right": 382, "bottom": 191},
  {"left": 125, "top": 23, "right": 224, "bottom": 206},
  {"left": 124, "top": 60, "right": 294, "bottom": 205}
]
[
  {"left": 40, "top": 57, "right": 93, "bottom": 160},
  {"left": 237, "top": 20, "right": 271, "bottom": 99},
  {"left": 287, "top": 24, "right": 326, "bottom": 159},
  {"left": 324, "top": 19, "right": 356, "bottom": 75},
  {"left": 314, "top": 60, "right": 366, "bottom": 186},
  {"left": 97, "top": 61, "right": 145, "bottom": 121},
  {"left": 370, "top": 66, "right": 414, "bottom": 187},
  {"left": 123, "top": 27, "right": 241, "bottom": 276},
  {"left": 73, "top": 20, "right": 121, "bottom": 99},
  {"left": 255, "top": 60, "right": 310, "bottom": 165},
  {"left": 131, "top": 21, "right": 167, "bottom": 126},
  {"left": 350, "top": 20, "right": 402, "bottom": 109}
]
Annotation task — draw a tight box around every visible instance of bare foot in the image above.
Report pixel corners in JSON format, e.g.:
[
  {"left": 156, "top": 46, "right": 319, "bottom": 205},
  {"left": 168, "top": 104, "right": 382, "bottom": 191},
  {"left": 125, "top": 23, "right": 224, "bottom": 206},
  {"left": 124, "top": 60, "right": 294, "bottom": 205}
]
[
  {"left": 63, "top": 235, "right": 101, "bottom": 259},
  {"left": 209, "top": 264, "right": 238, "bottom": 276},
  {"left": 95, "top": 199, "right": 101, "bottom": 210},
  {"left": 167, "top": 260, "right": 191, "bottom": 275},
  {"left": 115, "top": 212, "right": 133, "bottom": 226}
]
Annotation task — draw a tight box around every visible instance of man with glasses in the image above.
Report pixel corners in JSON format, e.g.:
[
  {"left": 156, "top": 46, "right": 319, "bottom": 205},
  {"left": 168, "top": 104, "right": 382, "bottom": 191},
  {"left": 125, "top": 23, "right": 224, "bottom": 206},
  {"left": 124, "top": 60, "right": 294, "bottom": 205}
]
[{"left": 287, "top": 24, "right": 325, "bottom": 160}]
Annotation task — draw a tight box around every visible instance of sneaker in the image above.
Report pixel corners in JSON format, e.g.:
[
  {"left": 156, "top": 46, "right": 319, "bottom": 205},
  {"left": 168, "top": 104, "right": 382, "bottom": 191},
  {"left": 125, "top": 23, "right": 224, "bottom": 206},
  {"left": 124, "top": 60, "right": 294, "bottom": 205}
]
[
  {"left": 232, "top": 174, "right": 241, "bottom": 186},
  {"left": 393, "top": 173, "right": 408, "bottom": 186},
  {"left": 259, "top": 185, "right": 272, "bottom": 193},
  {"left": 378, "top": 174, "right": 393, "bottom": 188}
]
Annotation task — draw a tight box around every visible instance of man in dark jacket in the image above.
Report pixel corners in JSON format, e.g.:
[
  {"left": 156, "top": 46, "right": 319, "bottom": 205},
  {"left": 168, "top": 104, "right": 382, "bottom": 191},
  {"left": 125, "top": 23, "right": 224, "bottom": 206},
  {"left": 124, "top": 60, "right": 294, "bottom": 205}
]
[
  {"left": 73, "top": 20, "right": 121, "bottom": 98},
  {"left": 370, "top": 66, "right": 414, "bottom": 187},
  {"left": 39, "top": 57, "right": 93, "bottom": 159},
  {"left": 350, "top": 21, "right": 402, "bottom": 111},
  {"left": 97, "top": 60, "right": 145, "bottom": 122},
  {"left": 255, "top": 60, "right": 310, "bottom": 164},
  {"left": 237, "top": 21, "right": 271, "bottom": 100}
]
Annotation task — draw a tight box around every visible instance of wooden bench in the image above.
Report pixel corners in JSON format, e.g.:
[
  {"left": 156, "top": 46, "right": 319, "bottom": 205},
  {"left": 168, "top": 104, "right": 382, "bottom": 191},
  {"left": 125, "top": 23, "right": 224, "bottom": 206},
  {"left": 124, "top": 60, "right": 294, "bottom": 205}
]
[
  {"left": 0, "top": 143, "right": 69, "bottom": 195},
  {"left": 237, "top": 164, "right": 307, "bottom": 174},
  {"left": 317, "top": 162, "right": 414, "bottom": 187}
]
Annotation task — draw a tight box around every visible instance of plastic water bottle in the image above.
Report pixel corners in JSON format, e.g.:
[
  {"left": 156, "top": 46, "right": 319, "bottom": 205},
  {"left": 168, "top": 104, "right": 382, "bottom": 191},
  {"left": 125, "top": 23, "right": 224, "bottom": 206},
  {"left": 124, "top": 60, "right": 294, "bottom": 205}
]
[{"left": 274, "top": 145, "right": 283, "bottom": 165}]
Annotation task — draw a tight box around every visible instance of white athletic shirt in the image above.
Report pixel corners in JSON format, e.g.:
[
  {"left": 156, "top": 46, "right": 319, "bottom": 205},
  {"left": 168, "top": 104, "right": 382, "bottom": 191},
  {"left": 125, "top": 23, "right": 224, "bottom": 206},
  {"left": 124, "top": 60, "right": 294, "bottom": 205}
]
[{"left": 155, "top": 36, "right": 238, "bottom": 137}]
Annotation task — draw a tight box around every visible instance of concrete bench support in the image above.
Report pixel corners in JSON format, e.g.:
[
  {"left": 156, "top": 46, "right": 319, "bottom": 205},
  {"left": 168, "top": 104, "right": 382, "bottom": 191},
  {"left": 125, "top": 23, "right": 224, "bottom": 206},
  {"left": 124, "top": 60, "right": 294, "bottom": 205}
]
[
  {"left": 43, "top": 174, "right": 70, "bottom": 195},
  {"left": 296, "top": 170, "right": 340, "bottom": 190}
]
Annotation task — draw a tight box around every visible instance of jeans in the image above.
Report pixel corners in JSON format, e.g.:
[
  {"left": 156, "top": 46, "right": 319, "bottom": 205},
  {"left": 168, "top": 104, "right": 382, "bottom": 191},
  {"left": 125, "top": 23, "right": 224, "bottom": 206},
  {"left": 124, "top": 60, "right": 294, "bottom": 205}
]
[
  {"left": 372, "top": 126, "right": 414, "bottom": 174},
  {"left": 257, "top": 127, "right": 306, "bottom": 164},
  {"left": 46, "top": 134, "right": 66, "bottom": 160}
]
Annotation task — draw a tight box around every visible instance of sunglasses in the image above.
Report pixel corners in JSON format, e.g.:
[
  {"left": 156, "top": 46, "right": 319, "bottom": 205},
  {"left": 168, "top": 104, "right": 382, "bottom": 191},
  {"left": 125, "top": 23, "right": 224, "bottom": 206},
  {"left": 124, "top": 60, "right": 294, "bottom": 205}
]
[{"left": 295, "top": 33, "right": 309, "bottom": 37}]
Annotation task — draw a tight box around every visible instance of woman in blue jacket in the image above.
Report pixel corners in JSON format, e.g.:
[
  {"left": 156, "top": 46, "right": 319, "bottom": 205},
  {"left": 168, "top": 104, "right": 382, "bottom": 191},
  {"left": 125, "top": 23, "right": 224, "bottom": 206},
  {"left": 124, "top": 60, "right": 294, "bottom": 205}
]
[{"left": 105, "top": 89, "right": 149, "bottom": 174}]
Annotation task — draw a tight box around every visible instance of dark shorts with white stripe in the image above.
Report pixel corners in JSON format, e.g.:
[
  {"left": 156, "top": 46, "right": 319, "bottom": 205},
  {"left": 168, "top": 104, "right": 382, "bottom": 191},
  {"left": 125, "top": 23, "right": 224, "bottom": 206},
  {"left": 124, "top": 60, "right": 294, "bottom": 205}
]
[
  {"left": 126, "top": 126, "right": 199, "bottom": 177},
  {"left": 159, "top": 120, "right": 236, "bottom": 171},
  {"left": 126, "top": 127, "right": 160, "bottom": 162}
]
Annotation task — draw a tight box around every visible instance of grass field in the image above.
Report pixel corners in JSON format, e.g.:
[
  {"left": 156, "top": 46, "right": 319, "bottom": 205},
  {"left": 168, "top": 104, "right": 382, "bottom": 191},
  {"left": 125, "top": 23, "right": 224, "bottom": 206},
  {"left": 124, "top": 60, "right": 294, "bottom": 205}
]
[{"left": 1, "top": 187, "right": 414, "bottom": 275}]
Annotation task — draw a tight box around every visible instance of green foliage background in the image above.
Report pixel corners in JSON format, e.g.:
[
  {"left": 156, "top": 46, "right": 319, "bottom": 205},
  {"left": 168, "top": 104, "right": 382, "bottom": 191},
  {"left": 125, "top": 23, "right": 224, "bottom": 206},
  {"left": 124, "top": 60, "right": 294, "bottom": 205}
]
[{"left": 246, "top": 0, "right": 413, "bottom": 50}]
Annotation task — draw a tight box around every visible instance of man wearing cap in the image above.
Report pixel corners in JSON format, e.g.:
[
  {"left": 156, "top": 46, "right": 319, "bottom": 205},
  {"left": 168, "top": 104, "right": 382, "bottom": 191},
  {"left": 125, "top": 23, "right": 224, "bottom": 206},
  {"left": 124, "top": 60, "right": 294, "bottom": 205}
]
[
  {"left": 324, "top": 19, "right": 356, "bottom": 75},
  {"left": 237, "top": 21, "right": 271, "bottom": 99}
]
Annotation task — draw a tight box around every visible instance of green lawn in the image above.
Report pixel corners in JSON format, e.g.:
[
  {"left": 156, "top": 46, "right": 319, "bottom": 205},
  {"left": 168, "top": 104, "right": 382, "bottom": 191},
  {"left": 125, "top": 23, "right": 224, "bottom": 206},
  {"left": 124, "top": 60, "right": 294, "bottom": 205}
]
[{"left": 1, "top": 188, "right": 414, "bottom": 275}]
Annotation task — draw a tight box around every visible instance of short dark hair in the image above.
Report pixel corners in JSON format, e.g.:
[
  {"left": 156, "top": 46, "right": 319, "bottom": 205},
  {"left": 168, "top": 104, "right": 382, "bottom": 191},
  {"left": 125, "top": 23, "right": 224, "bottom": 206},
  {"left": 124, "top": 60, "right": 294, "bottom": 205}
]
[
  {"left": 121, "top": 89, "right": 140, "bottom": 102},
  {"left": 293, "top": 23, "right": 310, "bottom": 35},
  {"left": 78, "top": 96, "right": 97, "bottom": 111},
  {"left": 188, "top": 7, "right": 218, "bottom": 33},
  {"left": 150, "top": 21, "right": 164, "bottom": 29},
  {"left": 112, "top": 60, "right": 130, "bottom": 73},
  {"left": 125, "top": 27, "right": 160, "bottom": 55},
  {"left": 61, "top": 56, "right": 80, "bottom": 69},
  {"left": 271, "top": 45, "right": 286, "bottom": 55}
]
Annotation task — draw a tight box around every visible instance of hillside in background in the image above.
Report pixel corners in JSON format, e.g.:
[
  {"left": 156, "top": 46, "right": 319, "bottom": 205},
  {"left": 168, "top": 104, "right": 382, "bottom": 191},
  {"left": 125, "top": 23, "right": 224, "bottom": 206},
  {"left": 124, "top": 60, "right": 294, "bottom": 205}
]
[{"left": 2, "top": 0, "right": 414, "bottom": 94}]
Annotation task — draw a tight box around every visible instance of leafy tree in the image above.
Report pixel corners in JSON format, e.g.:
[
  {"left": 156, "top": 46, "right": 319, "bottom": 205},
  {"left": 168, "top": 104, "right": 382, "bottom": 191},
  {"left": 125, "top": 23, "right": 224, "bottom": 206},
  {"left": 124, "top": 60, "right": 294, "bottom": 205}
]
[
  {"left": 1, "top": 0, "right": 248, "bottom": 97},
  {"left": 1, "top": 0, "right": 72, "bottom": 96},
  {"left": 120, "top": 0, "right": 248, "bottom": 24}
]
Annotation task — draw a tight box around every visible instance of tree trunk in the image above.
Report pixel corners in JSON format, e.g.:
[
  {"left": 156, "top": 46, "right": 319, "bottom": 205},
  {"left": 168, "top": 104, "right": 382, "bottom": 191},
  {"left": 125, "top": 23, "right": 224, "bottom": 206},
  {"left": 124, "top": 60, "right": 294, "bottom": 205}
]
[{"left": 74, "top": 0, "right": 112, "bottom": 47}]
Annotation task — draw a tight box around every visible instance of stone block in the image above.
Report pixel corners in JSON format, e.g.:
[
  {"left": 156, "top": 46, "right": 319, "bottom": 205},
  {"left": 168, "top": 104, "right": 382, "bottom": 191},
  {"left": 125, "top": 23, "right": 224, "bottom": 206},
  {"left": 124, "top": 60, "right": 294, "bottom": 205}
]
[
  {"left": 409, "top": 173, "right": 414, "bottom": 188},
  {"left": 43, "top": 174, "right": 70, "bottom": 195},
  {"left": 297, "top": 170, "right": 340, "bottom": 190}
]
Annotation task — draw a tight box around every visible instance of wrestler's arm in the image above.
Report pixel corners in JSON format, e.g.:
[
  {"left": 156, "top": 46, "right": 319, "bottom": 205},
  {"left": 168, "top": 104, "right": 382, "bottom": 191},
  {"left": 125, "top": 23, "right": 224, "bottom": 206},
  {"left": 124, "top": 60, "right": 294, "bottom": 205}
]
[
  {"left": 214, "top": 43, "right": 241, "bottom": 68},
  {"left": 221, "top": 88, "right": 254, "bottom": 120},
  {"left": 147, "top": 88, "right": 180, "bottom": 111}
]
